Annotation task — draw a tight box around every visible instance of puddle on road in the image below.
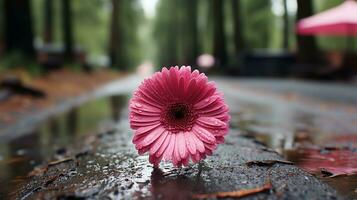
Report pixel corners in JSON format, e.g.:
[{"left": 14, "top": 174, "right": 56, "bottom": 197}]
[
  {"left": 229, "top": 99, "right": 357, "bottom": 199},
  {"left": 285, "top": 148, "right": 357, "bottom": 199},
  {"left": 0, "top": 94, "right": 128, "bottom": 198}
]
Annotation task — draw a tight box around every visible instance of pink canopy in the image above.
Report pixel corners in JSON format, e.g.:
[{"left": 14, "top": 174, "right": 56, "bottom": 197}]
[{"left": 297, "top": 0, "right": 357, "bottom": 36}]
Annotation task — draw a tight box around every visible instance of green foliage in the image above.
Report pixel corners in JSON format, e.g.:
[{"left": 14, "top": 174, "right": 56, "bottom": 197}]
[
  {"left": 197, "top": 0, "right": 213, "bottom": 54},
  {"left": 7, "top": 0, "right": 353, "bottom": 73},
  {"left": 32, "top": 0, "right": 65, "bottom": 45},
  {"left": 153, "top": 0, "right": 200, "bottom": 68},
  {"left": 72, "top": 0, "right": 110, "bottom": 57},
  {"left": 0, "top": 0, "right": 3, "bottom": 41},
  {"left": 0, "top": 52, "right": 43, "bottom": 75},
  {"left": 153, "top": 0, "right": 279, "bottom": 68},
  {"left": 31, "top": 0, "right": 144, "bottom": 70},
  {"left": 32, "top": 0, "right": 112, "bottom": 58},
  {"left": 111, "top": 0, "right": 144, "bottom": 70},
  {"left": 241, "top": 0, "right": 274, "bottom": 49},
  {"left": 153, "top": 0, "right": 180, "bottom": 67}
]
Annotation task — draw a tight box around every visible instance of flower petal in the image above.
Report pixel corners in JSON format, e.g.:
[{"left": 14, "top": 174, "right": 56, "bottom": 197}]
[
  {"left": 177, "top": 132, "right": 188, "bottom": 159},
  {"left": 169, "top": 67, "right": 179, "bottom": 95},
  {"left": 130, "top": 115, "right": 160, "bottom": 124},
  {"left": 156, "top": 133, "right": 172, "bottom": 158},
  {"left": 185, "top": 132, "right": 197, "bottom": 155},
  {"left": 184, "top": 79, "right": 196, "bottom": 100},
  {"left": 150, "top": 131, "right": 168, "bottom": 156},
  {"left": 196, "top": 117, "right": 227, "bottom": 129},
  {"left": 173, "top": 138, "right": 181, "bottom": 165},
  {"left": 136, "top": 126, "right": 165, "bottom": 149},
  {"left": 134, "top": 123, "right": 161, "bottom": 136},
  {"left": 194, "top": 95, "right": 219, "bottom": 110},
  {"left": 193, "top": 125, "right": 216, "bottom": 144},
  {"left": 191, "top": 132, "right": 205, "bottom": 153},
  {"left": 163, "top": 133, "right": 176, "bottom": 161}
]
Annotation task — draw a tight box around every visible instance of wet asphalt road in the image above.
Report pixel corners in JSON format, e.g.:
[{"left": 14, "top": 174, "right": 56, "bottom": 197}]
[
  {"left": 14, "top": 125, "right": 340, "bottom": 200},
  {"left": 5, "top": 75, "right": 357, "bottom": 199}
]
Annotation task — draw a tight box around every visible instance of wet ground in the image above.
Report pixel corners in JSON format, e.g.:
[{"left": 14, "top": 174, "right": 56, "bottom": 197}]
[{"left": 0, "top": 75, "right": 356, "bottom": 199}]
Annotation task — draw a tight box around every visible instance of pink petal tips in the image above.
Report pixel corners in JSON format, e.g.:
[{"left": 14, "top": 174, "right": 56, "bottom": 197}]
[{"left": 129, "top": 66, "right": 230, "bottom": 167}]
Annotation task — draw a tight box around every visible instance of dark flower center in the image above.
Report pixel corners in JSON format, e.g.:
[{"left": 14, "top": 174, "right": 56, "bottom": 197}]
[
  {"left": 171, "top": 105, "right": 187, "bottom": 120},
  {"left": 161, "top": 103, "right": 197, "bottom": 133}
]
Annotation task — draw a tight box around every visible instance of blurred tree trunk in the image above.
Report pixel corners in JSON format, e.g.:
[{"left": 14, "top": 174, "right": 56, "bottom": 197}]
[
  {"left": 282, "top": 0, "right": 289, "bottom": 49},
  {"left": 165, "top": 0, "right": 179, "bottom": 65},
  {"left": 0, "top": 0, "right": 3, "bottom": 58},
  {"left": 231, "top": 0, "right": 244, "bottom": 55},
  {"left": 153, "top": 0, "right": 176, "bottom": 66},
  {"left": 296, "top": 0, "right": 318, "bottom": 63},
  {"left": 43, "top": 0, "right": 54, "bottom": 44},
  {"left": 212, "top": 0, "right": 227, "bottom": 66},
  {"left": 244, "top": 0, "right": 272, "bottom": 49},
  {"left": 109, "top": 0, "right": 121, "bottom": 69},
  {"left": 168, "top": 9, "right": 179, "bottom": 65},
  {"left": 185, "top": 0, "right": 199, "bottom": 66},
  {"left": 4, "top": 0, "right": 34, "bottom": 57},
  {"left": 62, "top": 0, "right": 74, "bottom": 60}
]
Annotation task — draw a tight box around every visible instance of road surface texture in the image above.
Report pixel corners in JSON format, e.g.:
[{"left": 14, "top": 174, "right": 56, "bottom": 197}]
[
  {"left": 14, "top": 125, "right": 339, "bottom": 200},
  {"left": 3, "top": 75, "right": 356, "bottom": 199}
]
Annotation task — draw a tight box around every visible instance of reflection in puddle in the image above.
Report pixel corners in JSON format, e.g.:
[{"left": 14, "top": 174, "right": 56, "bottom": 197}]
[
  {"left": 229, "top": 97, "right": 357, "bottom": 199},
  {"left": 0, "top": 94, "right": 127, "bottom": 198},
  {"left": 150, "top": 167, "right": 207, "bottom": 200},
  {"left": 285, "top": 148, "right": 357, "bottom": 200}
]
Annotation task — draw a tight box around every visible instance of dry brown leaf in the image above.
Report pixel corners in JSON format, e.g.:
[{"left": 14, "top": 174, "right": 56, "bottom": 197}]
[
  {"left": 48, "top": 157, "right": 74, "bottom": 166},
  {"left": 1, "top": 156, "right": 27, "bottom": 164},
  {"left": 28, "top": 166, "right": 48, "bottom": 177}
]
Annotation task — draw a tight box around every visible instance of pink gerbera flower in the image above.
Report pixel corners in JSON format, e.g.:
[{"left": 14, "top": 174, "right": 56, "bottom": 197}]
[{"left": 129, "top": 66, "right": 230, "bottom": 167}]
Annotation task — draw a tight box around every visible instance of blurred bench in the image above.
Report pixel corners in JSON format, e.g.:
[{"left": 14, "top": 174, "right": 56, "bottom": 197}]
[
  {"left": 239, "top": 50, "right": 295, "bottom": 77},
  {"left": 37, "top": 45, "right": 92, "bottom": 73}
]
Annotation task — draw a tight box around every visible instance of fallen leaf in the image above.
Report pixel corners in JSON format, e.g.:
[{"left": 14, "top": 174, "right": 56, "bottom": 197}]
[
  {"left": 48, "top": 157, "right": 74, "bottom": 167},
  {"left": 192, "top": 182, "right": 272, "bottom": 199},
  {"left": 28, "top": 166, "right": 48, "bottom": 177},
  {"left": 245, "top": 160, "right": 293, "bottom": 167},
  {"left": 0, "top": 156, "right": 27, "bottom": 164}
]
